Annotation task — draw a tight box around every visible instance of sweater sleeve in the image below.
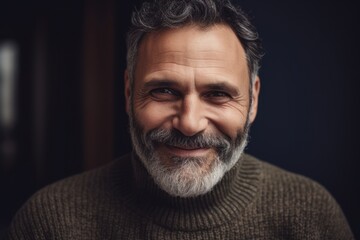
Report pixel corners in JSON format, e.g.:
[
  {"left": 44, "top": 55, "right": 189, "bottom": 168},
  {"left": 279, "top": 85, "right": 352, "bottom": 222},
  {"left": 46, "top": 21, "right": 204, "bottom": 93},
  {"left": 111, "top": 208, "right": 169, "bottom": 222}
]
[
  {"left": 6, "top": 192, "right": 50, "bottom": 240},
  {"left": 5, "top": 164, "right": 114, "bottom": 240},
  {"left": 320, "top": 190, "right": 354, "bottom": 240},
  {"left": 259, "top": 160, "right": 355, "bottom": 240}
]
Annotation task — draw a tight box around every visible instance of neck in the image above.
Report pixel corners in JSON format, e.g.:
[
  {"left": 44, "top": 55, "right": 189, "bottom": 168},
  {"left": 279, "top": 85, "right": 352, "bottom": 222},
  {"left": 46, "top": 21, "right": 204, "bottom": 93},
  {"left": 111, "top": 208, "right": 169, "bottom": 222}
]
[{"left": 129, "top": 152, "right": 261, "bottom": 231}]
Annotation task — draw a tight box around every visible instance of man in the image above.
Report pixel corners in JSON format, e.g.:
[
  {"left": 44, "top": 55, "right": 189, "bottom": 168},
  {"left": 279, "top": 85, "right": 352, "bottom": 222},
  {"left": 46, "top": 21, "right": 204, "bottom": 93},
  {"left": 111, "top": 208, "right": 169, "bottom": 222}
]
[{"left": 7, "top": 0, "right": 354, "bottom": 239}]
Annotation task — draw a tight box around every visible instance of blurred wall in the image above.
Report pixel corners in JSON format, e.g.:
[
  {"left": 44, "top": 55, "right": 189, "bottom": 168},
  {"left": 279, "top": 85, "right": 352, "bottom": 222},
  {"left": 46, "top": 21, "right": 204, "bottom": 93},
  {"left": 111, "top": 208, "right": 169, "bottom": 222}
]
[{"left": 1, "top": 0, "right": 85, "bottom": 233}]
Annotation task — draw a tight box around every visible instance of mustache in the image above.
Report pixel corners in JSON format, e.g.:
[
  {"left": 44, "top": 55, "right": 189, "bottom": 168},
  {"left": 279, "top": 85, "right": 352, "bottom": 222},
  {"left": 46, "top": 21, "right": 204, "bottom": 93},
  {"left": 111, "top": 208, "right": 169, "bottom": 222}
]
[{"left": 145, "top": 128, "right": 232, "bottom": 151}]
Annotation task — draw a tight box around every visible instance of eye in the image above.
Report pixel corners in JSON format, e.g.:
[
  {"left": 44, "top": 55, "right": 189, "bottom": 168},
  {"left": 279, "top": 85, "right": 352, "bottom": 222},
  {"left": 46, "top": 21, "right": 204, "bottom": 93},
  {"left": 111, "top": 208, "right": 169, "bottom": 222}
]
[
  {"left": 203, "top": 91, "right": 232, "bottom": 103},
  {"left": 149, "top": 88, "right": 180, "bottom": 101}
]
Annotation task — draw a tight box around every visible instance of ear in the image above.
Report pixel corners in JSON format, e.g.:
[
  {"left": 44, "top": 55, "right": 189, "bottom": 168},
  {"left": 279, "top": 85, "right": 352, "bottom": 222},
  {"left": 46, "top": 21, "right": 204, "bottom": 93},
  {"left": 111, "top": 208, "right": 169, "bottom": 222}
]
[
  {"left": 124, "top": 69, "right": 131, "bottom": 114},
  {"left": 249, "top": 76, "right": 260, "bottom": 124}
]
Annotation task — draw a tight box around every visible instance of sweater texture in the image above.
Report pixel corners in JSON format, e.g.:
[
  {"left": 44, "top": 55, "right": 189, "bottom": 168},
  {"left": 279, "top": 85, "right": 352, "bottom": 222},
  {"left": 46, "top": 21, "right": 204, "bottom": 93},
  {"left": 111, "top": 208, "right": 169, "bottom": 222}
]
[{"left": 6, "top": 153, "right": 354, "bottom": 239}]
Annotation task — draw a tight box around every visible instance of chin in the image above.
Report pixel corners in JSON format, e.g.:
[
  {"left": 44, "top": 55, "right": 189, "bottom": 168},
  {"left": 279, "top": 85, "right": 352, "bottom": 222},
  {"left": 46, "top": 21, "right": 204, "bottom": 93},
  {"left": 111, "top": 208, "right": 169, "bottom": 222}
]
[{"left": 146, "top": 154, "right": 228, "bottom": 197}]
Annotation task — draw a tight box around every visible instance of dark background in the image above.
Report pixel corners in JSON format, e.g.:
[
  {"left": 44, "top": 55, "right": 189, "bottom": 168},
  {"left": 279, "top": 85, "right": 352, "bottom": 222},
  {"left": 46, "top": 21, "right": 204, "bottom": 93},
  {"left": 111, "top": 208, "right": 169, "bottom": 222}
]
[{"left": 0, "top": 0, "right": 359, "bottom": 238}]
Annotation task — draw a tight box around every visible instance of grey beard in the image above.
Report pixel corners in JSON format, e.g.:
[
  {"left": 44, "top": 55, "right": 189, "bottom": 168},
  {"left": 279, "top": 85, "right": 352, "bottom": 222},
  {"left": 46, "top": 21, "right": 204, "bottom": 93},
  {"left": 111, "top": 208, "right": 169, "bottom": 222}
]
[{"left": 129, "top": 112, "right": 250, "bottom": 198}]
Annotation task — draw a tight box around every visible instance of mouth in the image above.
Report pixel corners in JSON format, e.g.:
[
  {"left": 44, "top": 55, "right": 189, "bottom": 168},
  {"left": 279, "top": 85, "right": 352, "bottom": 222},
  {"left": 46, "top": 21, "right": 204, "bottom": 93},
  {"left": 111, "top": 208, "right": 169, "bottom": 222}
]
[{"left": 162, "top": 144, "right": 211, "bottom": 158}]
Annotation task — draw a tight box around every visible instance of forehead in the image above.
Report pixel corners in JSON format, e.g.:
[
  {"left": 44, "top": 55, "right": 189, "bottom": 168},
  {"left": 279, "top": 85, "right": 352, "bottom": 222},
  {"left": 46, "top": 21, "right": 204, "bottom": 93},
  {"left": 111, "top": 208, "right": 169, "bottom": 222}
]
[{"left": 135, "top": 24, "right": 249, "bottom": 84}]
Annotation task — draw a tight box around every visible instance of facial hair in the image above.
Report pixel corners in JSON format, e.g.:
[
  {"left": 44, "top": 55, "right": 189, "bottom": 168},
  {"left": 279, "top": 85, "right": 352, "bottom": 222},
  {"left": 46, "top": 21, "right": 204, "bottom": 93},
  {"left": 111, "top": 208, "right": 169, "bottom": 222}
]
[{"left": 129, "top": 113, "right": 250, "bottom": 198}]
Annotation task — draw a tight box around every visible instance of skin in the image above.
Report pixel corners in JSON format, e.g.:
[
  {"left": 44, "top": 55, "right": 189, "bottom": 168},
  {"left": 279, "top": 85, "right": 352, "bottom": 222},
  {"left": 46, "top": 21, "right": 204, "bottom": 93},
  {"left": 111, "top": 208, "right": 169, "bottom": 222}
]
[{"left": 125, "top": 24, "right": 260, "bottom": 171}]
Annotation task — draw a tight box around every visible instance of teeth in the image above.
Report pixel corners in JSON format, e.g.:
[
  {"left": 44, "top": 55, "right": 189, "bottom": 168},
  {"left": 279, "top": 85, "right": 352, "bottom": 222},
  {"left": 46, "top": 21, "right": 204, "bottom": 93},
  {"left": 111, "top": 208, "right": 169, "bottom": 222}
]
[
  {"left": 171, "top": 145, "right": 204, "bottom": 150},
  {"left": 174, "top": 146, "right": 197, "bottom": 150}
]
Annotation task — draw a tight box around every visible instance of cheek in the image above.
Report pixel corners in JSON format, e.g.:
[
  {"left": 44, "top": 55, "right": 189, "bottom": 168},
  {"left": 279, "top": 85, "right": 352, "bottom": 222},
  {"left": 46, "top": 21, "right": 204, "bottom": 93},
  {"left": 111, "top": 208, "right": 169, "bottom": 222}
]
[
  {"left": 208, "top": 106, "right": 248, "bottom": 140},
  {"left": 134, "top": 103, "right": 175, "bottom": 132}
]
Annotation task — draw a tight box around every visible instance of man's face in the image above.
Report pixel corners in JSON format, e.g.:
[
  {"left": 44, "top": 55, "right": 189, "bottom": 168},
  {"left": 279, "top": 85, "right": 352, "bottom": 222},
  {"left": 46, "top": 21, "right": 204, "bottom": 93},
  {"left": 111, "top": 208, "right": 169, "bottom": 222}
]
[{"left": 125, "top": 24, "right": 260, "bottom": 197}]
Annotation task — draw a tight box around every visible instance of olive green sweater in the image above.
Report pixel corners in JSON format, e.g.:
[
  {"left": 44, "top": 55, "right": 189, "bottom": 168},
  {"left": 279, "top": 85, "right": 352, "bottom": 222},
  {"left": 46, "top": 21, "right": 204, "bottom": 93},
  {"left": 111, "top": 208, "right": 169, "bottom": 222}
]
[{"left": 7, "top": 154, "right": 354, "bottom": 239}]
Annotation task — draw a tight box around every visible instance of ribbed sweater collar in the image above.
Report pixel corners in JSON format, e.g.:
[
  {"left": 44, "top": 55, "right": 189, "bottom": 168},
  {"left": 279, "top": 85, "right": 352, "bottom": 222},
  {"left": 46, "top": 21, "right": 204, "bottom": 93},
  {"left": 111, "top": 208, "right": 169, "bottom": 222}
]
[{"left": 124, "top": 152, "right": 261, "bottom": 231}]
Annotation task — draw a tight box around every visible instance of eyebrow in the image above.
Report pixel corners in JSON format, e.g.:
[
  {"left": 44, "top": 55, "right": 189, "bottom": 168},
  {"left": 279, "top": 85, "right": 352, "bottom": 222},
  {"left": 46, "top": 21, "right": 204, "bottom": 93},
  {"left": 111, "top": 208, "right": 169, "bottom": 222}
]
[
  {"left": 143, "top": 79, "right": 179, "bottom": 89},
  {"left": 204, "top": 82, "right": 240, "bottom": 96},
  {"left": 143, "top": 79, "right": 240, "bottom": 96}
]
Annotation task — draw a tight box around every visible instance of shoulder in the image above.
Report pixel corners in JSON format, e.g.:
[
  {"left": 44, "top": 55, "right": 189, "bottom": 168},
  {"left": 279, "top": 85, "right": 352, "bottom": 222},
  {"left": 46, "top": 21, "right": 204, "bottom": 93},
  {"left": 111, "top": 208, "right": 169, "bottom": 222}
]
[
  {"left": 247, "top": 153, "right": 340, "bottom": 211},
  {"left": 27, "top": 156, "right": 123, "bottom": 206},
  {"left": 243, "top": 154, "right": 333, "bottom": 198},
  {"left": 29, "top": 153, "right": 131, "bottom": 200}
]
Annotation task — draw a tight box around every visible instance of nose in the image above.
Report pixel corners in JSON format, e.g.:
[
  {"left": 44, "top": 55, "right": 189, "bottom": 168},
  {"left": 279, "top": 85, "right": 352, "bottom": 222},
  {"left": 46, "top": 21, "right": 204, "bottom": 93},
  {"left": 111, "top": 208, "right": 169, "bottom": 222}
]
[{"left": 172, "top": 95, "right": 208, "bottom": 136}]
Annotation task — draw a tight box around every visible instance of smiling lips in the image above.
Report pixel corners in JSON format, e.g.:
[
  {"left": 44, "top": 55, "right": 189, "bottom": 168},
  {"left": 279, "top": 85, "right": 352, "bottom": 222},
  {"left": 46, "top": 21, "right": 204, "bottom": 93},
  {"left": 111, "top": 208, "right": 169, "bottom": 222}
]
[{"left": 163, "top": 144, "right": 211, "bottom": 157}]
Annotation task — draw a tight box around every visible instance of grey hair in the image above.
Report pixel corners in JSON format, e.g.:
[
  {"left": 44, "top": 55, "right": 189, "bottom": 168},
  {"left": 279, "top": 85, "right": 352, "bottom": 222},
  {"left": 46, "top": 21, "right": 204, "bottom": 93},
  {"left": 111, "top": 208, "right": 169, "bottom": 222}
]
[{"left": 126, "top": 0, "right": 263, "bottom": 89}]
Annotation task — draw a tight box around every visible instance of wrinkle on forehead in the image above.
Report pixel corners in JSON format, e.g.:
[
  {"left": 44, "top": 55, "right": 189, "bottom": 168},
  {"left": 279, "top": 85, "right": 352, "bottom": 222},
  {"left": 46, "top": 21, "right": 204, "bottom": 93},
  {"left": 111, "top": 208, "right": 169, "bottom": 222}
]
[
  {"left": 138, "top": 24, "right": 247, "bottom": 67},
  {"left": 135, "top": 24, "right": 250, "bottom": 90}
]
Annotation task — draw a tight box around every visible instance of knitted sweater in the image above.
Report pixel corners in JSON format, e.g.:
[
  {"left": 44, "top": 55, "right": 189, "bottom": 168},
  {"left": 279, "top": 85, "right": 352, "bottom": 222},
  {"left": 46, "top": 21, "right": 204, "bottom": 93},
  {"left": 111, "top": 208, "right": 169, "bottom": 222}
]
[{"left": 7, "top": 153, "right": 354, "bottom": 239}]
